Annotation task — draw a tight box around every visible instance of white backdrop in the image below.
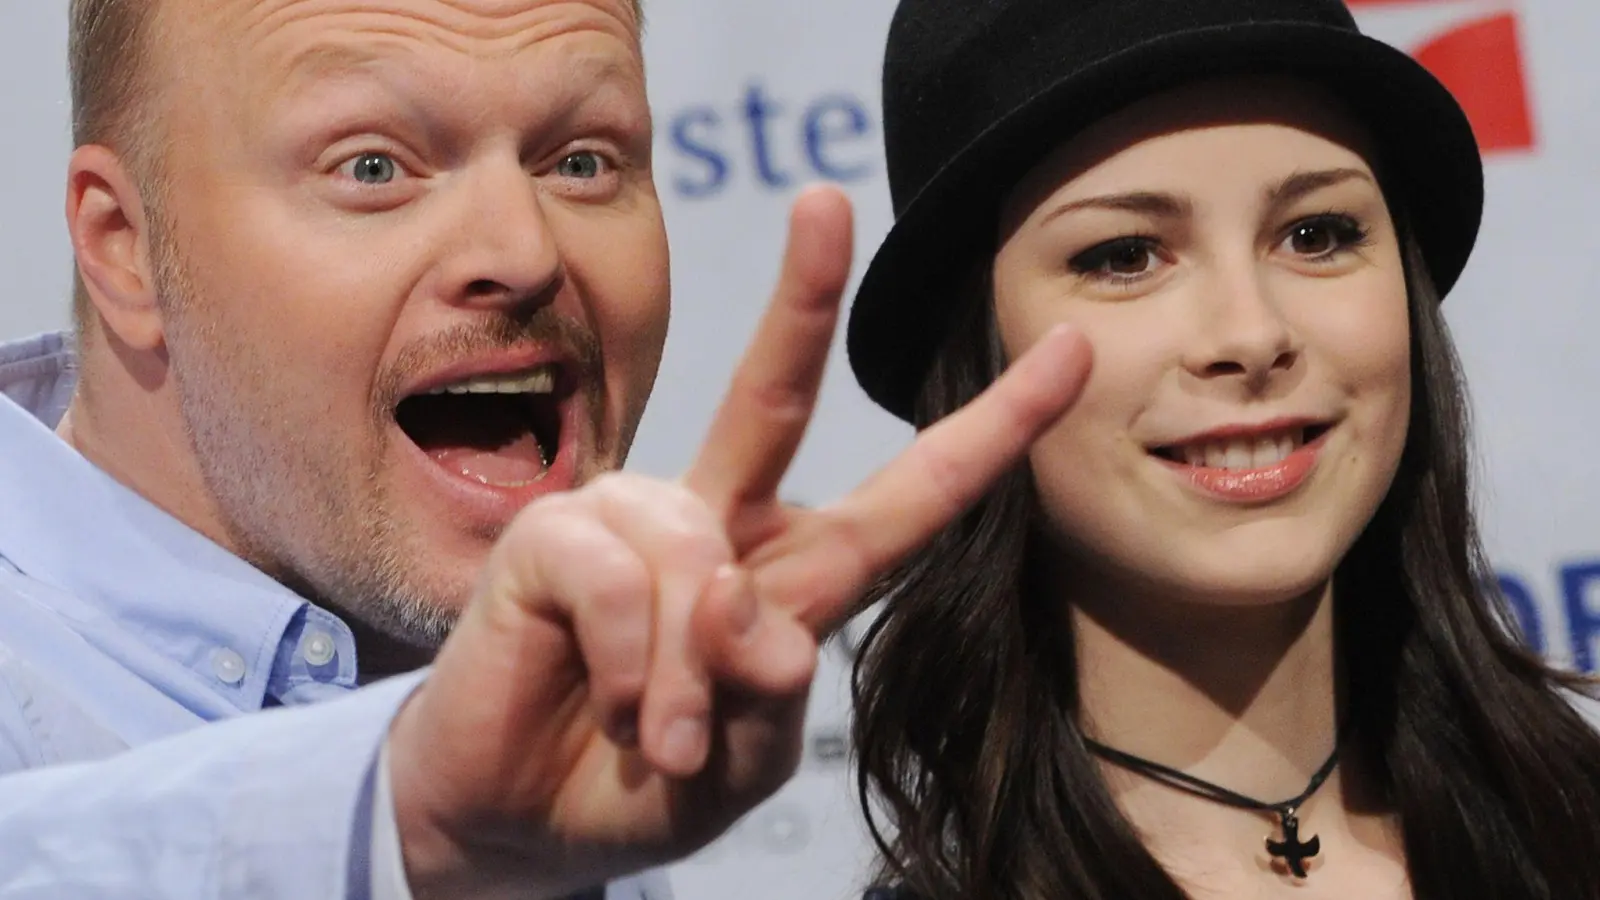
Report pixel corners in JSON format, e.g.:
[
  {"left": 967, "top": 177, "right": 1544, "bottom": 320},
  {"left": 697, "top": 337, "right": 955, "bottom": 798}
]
[{"left": 2, "top": 2, "right": 1599, "bottom": 898}]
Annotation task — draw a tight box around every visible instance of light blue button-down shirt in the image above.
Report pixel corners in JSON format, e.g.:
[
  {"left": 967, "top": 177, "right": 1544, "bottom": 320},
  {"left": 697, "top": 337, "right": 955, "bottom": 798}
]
[{"left": 0, "top": 331, "right": 670, "bottom": 900}]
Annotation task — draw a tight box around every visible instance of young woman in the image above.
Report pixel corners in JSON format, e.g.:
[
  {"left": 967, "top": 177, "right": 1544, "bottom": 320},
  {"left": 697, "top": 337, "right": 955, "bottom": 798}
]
[{"left": 843, "top": 1, "right": 1600, "bottom": 898}]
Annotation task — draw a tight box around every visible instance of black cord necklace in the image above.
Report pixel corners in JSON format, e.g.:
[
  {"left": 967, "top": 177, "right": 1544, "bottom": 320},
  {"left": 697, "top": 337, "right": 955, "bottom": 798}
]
[{"left": 1083, "top": 735, "right": 1344, "bottom": 879}]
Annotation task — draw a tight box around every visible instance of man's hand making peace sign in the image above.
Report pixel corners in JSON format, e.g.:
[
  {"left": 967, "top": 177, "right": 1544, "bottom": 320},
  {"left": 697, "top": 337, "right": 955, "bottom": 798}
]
[{"left": 384, "top": 185, "right": 1094, "bottom": 899}]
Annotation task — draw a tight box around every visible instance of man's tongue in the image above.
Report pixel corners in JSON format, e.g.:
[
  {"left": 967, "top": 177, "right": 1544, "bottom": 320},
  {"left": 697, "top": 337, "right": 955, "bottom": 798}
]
[
  {"left": 431, "top": 440, "right": 546, "bottom": 487},
  {"left": 401, "top": 395, "right": 548, "bottom": 487}
]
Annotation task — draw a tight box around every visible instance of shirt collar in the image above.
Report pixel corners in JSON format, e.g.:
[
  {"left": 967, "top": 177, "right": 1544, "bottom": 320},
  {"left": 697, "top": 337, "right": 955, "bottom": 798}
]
[{"left": 0, "top": 332, "right": 360, "bottom": 713}]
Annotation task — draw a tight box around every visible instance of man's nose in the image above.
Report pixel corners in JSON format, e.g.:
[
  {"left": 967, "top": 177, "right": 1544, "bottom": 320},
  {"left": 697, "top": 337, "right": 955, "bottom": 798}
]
[{"left": 435, "top": 161, "right": 564, "bottom": 313}]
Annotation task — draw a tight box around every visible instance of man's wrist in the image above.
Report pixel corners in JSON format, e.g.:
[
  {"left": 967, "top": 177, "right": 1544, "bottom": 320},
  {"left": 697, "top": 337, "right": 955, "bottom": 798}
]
[
  {"left": 371, "top": 733, "right": 416, "bottom": 900},
  {"left": 384, "top": 687, "right": 471, "bottom": 899},
  {"left": 384, "top": 688, "right": 573, "bottom": 900}
]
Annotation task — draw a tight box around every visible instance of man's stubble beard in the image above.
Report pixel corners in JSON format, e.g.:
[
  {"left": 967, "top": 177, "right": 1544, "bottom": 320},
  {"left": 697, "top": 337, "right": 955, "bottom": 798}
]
[{"left": 151, "top": 227, "right": 462, "bottom": 657}]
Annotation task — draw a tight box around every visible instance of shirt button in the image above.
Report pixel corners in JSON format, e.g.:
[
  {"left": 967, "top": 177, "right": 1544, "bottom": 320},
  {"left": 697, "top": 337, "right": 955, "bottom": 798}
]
[
  {"left": 212, "top": 648, "right": 247, "bottom": 685},
  {"left": 302, "top": 630, "right": 337, "bottom": 667}
]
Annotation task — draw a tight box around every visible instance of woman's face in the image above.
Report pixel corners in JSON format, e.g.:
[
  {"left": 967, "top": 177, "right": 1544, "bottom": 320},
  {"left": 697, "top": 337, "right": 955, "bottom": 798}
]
[{"left": 993, "top": 77, "right": 1411, "bottom": 607}]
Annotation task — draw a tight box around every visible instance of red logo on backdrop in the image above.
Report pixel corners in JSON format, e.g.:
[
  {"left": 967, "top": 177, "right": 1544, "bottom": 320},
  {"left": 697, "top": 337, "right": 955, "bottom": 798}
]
[{"left": 1346, "top": 0, "right": 1536, "bottom": 153}]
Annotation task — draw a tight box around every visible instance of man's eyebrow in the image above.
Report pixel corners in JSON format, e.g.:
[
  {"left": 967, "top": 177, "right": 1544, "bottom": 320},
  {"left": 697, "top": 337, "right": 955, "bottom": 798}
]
[
  {"left": 282, "top": 41, "right": 398, "bottom": 87},
  {"left": 279, "top": 40, "right": 638, "bottom": 98},
  {"left": 513, "top": 52, "right": 638, "bottom": 98}
]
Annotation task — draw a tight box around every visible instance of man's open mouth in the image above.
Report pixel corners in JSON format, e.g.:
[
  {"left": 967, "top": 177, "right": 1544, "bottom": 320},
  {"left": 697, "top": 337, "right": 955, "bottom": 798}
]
[{"left": 393, "top": 365, "right": 567, "bottom": 488}]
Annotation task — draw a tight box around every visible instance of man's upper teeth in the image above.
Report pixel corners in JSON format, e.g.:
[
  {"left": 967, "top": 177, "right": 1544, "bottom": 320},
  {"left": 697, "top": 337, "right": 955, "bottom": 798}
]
[
  {"left": 426, "top": 366, "right": 557, "bottom": 396},
  {"left": 1179, "top": 429, "right": 1305, "bottom": 470}
]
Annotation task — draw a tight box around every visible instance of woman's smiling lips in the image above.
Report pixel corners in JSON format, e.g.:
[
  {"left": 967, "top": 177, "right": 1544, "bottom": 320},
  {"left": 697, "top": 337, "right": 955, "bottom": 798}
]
[{"left": 1149, "top": 417, "right": 1336, "bottom": 503}]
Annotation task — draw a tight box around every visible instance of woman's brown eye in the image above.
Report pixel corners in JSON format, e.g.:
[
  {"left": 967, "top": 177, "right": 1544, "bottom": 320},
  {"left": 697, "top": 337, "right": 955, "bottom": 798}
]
[
  {"left": 1105, "top": 243, "right": 1152, "bottom": 274},
  {"left": 1290, "top": 223, "right": 1336, "bottom": 255},
  {"left": 1284, "top": 214, "right": 1368, "bottom": 259},
  {"left": 1071, "top": 237, "right": 1158, "bottom": 278}
]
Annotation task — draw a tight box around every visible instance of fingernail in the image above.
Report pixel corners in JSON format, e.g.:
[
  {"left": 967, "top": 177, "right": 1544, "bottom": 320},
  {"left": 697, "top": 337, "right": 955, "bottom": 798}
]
[
  {"left": 716, "top": 565, "right": 758, "bottom": 637},
  {"left": 662, "top": 716, "right": 706, "bottom": 768}
]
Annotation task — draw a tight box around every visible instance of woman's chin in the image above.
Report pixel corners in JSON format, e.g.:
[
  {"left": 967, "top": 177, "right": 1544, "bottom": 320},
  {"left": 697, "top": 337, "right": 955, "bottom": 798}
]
[
  {"left": 1144, "top": 523, "right": 1353, "bottom": 603},
  {"left": 1151, "top": 556, "right": 1336, "bottom": 610},
  {"left": 1092, "top": 549, "right": 1339, "bottom": 612}
]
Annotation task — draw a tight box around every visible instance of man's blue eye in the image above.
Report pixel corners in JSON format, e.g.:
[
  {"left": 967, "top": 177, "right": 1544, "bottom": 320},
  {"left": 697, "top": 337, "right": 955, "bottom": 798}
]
[
  {"left": 347, "top": 153, "right": 398, "bottom": 184},
  {"left": 556, "top": 152, "right": 603, "bottom": 179}
]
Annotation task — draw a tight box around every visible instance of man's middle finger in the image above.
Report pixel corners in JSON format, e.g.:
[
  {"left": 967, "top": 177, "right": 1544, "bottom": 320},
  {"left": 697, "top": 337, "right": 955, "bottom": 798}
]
[{"left": 683, "top": 184, "right": 854, "bottom": 529}]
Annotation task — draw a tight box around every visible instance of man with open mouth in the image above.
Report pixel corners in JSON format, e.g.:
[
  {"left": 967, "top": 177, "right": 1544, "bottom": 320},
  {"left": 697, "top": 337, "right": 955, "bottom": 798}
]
[{"left": 0, "top": 0, "right": 1092, "bottom": 897}]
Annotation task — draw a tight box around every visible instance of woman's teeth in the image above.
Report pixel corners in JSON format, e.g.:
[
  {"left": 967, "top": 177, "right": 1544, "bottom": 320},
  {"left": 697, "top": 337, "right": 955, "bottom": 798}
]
[{"left": 1178, "top": 430, "right": 1305, "bottom": 470}]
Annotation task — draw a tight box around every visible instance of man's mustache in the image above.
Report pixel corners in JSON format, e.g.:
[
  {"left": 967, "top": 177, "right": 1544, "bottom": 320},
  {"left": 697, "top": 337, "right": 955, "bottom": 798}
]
[{"left": 374, "top": 311, "right": 604, "bottom": 415}]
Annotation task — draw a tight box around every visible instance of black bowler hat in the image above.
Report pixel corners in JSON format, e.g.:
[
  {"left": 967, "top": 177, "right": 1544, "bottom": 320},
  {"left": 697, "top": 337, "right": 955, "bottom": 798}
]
[{"left": 846, "top": 0, "right": 1485, "bottom": 423}]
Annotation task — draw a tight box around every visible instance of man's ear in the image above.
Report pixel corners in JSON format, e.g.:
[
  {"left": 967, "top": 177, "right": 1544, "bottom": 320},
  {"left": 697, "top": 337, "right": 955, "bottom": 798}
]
[{"left": 67, "top": 145, "right": 165, "bottom": 351}]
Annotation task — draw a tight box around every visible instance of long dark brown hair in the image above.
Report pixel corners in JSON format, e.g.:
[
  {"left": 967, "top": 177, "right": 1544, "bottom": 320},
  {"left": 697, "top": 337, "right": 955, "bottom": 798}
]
[{"left": 850, "top": 222, "right": 1600, "bottom": 899}]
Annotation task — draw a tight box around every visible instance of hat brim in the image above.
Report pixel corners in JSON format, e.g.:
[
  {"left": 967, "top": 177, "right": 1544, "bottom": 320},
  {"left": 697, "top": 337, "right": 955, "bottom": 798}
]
[{"left": 847, "top": 21, "right": 1485, "bottom": 423}]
